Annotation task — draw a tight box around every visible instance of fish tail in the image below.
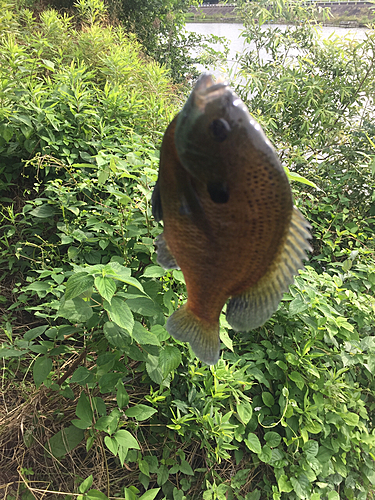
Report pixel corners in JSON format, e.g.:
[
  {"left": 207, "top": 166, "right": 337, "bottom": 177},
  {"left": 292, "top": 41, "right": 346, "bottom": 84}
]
[{"left": 167, "top": 304, "right": 220, "bottom": 365}]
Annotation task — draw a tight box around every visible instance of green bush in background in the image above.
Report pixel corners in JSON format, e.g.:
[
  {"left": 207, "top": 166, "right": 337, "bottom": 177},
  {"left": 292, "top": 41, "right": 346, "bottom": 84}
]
[{"left": 0, "top": 0, "right": 375, "bottom": 499}]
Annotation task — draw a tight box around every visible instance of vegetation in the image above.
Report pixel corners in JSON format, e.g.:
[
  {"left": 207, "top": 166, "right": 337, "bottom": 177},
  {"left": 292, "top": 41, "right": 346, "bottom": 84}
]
[
  {"left": 187, "top": 1, "right": 375, "bottom": 27},
  {"left": 0, "top": 0, "right": 375, "bottom": 499}
]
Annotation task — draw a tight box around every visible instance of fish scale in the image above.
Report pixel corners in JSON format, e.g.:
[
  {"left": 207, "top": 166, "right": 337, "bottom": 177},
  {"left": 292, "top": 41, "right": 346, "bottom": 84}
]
[{"left": 152, "top": 73, "right": 312, "bottom": 365}]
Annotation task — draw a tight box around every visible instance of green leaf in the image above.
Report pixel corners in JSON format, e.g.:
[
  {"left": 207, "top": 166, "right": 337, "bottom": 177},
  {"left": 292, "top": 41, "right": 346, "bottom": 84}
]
[
  {"left": 157, "top": 465, "right": 169, "bottom": 486},
  {"left": 104, "top": 297, "right": 134, "bottom": 333},
  {"left": 264, "top": 431, "right": 281, "bottom": 448},
  {"left": 126, "top": 296, "right": 161, "bottom": 317},
  {"left": 47, "top": 425, "right": 84, "bottom": 458},
  {"left": 262, "top": 392, "right": 275, "bottom": 407},
  {"left": 220, "top": 328, "right": 233, "bottom": 351},
  {"left": 245, "top": 433, "right": 261, "bottom": 454},
  {"left": 114, "top": 429, "right": 140, "bottom": 450},
  {"left": 258, "top": 445, "right": 272, "bottom": 463},
  {"left": 303, "top": 440, "right": 319, "bottom": 458},
  {"left": 237, "top": 401, "right": 253, "bottom": 425},
  {"left": 289, "top": 371, "right": 305, "bottom": 391},
  {"left": 58, "top": 297, "right": 93, "bottom": 323},
  {"left": 73, "top": 392, "right": 93, "bottom": 428},
  {"left": 290, "top": 474, "right": 310, "bottom": 499},
  {"left": 289, "top": 296, "right": 308, "bottom": 315},
  {"left": 284, "top": 166, "right": 318, "bottom": 188},
  {"left": 86, "top": 489, "right": 109, "bottom": 500},
  {"left": 143, "top": 266, "right": 165, "bottom": 277},
  {"left": 99, "top": 373, "right": 122, "bottom": 394},
  {"left": 173, "top": 270, "right": 185, "bottom": 283},
  {"left": 277, "top": 474, "right": 293, "bottom": 493},
  {"left": 79, "top": 475, "right": 93, "bottom": 494},
  {"left": 180, "top": 460, "right": 194, "bottom": 475},
  {"left": 146, "top": 355, "right": 164, "bottom": 384},
  {"left": 340, "top": 411, "right": 359, "bottom": 427},
  {"left": 24, "top": 325, "right": 48, "bottom": 341},
  {"left": 103, "top": 321, "right": 129, "bottom": 349},
  {"left": 33, "top": 356, "right": 52, "bottom": 387},
  {"left": 29, "top": 204, "right": 55, "bottom": 218},
  {"left": 71, "top": 366, "right": 92, "bottom": 385},
  {"left": 94, "top": 276, "right": 116, "bottom": 303},
  {"left": 65, "top": 272, "right": 94, "bottom": 300},
  {"left": 116, "top": 381, "right": 129, "bottom": 409},
  {"left": 95, "top": 412, "right": 120, "bottom": 434},
  {"left": 159, "top": 345, "right": 182, "bottom": 377},
  {"left": 139, "top": 489, "right": 160, "bottom": 500},
  {"left": 327, "top": 492, "right": 339, "bottom": 500},
  {"left": 125, "top": 404, "right": 157, "bottom": 421},
  {"left": 108, "top": 262, "right": 144, "bottom": 292},
  {"left": 104, "top": 435, "right": 119, "bottom": 455},
  {"left": 139, "top": 459, "right": 150, "bottom": 477},
  {"left": 132, "top": 322, "right": 160, "bottom": 346}
]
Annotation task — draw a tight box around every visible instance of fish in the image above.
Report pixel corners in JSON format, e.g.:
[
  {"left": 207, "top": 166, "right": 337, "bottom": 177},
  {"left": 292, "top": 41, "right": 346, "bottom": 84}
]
[{"left": 152, "top": 73, "right": 311, "bottom": 365}]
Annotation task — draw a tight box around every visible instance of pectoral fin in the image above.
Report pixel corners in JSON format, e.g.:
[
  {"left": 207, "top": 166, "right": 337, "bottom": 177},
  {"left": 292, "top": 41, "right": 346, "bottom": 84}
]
[
  {"left": 155, "top": 233, "right": 179, "bottom": 270},
  {"left": 152, "top": 180, "right": 163, "bottom": 222},
  {"left": 167, "top": 304, "right": 220, "bottom": 365},
  {"left": 227, "top": 208, "right": 312, "bottom": 331}
]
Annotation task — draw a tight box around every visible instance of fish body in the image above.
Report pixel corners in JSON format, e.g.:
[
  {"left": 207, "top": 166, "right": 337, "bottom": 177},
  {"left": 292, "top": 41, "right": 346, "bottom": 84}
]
[{"left": 152, "top": 74, "right": 311, "bottom": 365}]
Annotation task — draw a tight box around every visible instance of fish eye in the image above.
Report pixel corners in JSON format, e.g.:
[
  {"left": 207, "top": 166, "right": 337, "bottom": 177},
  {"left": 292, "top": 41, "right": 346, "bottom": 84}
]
[
  {"left": 209, "top": 118, "right": 230, "bottom": 142},
  {"left": 207, "top": 182, "right": 230, "bottom": 204}
]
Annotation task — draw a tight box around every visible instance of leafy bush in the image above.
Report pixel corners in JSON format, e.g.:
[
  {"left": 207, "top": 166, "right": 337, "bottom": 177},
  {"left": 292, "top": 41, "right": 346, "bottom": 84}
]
[{"left": 0, "top": 1, "right": 375, "bottom": 499}]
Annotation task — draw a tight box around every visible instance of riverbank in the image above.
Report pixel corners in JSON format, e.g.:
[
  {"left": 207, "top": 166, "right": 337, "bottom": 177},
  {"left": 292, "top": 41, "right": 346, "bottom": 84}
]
[{"left": 186, "top": 2, "right": 375, "bottom": 27}]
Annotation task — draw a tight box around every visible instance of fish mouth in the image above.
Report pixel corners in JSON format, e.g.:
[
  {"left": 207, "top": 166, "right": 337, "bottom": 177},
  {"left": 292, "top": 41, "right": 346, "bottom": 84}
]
[{"left": 193, "top": 74, "right": 230, "bottom": 111}]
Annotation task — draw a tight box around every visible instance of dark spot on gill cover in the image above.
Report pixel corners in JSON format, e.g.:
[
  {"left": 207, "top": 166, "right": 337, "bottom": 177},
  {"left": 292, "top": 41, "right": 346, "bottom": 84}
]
[
  {"left": 210, "top": 118, "right": 231, "bottom": 142},
  {"left": 207, "top": 182, "right": 230, "bottom": 204}
]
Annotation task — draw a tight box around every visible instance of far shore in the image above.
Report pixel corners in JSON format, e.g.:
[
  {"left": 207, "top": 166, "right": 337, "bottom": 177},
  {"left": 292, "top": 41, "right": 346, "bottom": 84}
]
[{"left": 186, "top": 2, "right": 375, "bottom": 27}]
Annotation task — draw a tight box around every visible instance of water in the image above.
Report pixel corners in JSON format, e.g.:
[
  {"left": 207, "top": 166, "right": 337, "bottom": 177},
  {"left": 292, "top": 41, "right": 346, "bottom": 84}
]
[{"left": 185, "top": 22, "right": 369, "bottom": 78}]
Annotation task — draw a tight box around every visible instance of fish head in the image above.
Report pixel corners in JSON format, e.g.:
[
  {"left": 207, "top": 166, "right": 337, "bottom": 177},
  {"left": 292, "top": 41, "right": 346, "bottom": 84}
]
[{"left": 174, "top": 73, "right": 279, "bottom": 191}]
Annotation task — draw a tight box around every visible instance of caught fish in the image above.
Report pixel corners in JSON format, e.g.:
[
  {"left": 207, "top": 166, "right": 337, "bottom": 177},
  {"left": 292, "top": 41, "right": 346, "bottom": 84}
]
[{"left": 152, "top": 74, "right": 311, "bottom": 365}]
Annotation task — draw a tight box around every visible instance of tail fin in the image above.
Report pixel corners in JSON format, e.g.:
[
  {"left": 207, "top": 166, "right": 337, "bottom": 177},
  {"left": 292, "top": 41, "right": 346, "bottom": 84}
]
[{"left": 166, "top": 304, "right": 220, "bottom": 365}]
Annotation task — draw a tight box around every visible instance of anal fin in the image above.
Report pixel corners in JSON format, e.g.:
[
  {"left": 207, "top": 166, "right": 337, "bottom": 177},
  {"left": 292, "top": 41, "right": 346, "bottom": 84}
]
[
  {"left": 227, "top": 207, "right": 312, "bottom": 331},
  {"left": 155, "top": 233, "right": 180, "bottom": 270},
  {"left": 167, "top": 304, "right": 220, "bottom": 365}
]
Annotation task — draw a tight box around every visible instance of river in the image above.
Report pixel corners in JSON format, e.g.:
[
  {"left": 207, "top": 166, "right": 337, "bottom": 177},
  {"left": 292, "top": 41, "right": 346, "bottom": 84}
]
[{"left": 185, "top": 22, "right": 369, "bottom": 78}]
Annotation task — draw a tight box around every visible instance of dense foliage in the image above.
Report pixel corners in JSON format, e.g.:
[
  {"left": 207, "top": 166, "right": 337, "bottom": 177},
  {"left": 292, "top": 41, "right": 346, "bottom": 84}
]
[{"left": 0, "top": 1, "right": 375, "bottom": 499}]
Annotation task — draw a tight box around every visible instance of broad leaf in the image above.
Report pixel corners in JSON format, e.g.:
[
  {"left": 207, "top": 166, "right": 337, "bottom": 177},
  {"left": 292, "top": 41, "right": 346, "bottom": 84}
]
[
  {"left": 94, "top": 275, "right": 116, "bottom": 303},
  {"left": 303, "top": 440, "right": 319, "bottom": 458},
  {"left": 159, "top": 346, "right": 181, "bottom": 377},
  {"left": 114, "top": 429, "right": 140, "bottom": 450},
  {"left": 33, "top": 356, "right": 52, "bottom": 387},
  {"left": 139, "top": 488, "right": 160, "bottom": 500},
  {"left": 143, "top": 266, "right": 165, "bottom": 278},
  {"left": 103, "top": 321, "right": 129, "bottom": 349},
  {"left": 132, "top": 321, "right": 160, "bottom": 346},
  {"left": 65, "top": 273, "right": 94, "bottom": 300},
  {"left": 47, "top": 425, "right": 84, "bottom": 458},
  {"left": 264, "top": 431, "right": 281, "bottom": 448},
  {"left": 262, "top": 392, "right": 275, "bottom": 407},
  {"left": 125, "top": 404, "right": 157, "bottom": 421},
  {"left": 245, "top": 433, "right": 261, "bottom": 454},
  {"left": 58, "top": 297, "right": 93, "bottom": 322},
  {"left": 24, "top": 325, "right": 48, "bottom": 341},
  {"left": 237, "top": 401, "right": 253, "bottom": 425},
  {"left": 104, "top": 297, "right": 134, "bottom": 333}
]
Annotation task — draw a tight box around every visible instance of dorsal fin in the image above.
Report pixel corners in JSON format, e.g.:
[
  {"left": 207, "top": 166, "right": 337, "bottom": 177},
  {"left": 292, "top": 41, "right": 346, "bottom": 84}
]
[{"left": 226, "top": 207, "right": 312, "bottom": 331}]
